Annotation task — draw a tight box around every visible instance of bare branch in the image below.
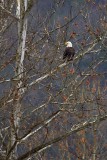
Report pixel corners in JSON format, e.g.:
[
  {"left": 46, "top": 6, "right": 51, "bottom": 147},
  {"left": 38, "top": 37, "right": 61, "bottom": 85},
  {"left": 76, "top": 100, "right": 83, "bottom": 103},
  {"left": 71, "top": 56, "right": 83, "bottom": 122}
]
[
  {"left": 0, "top": 4, "right": 19, "bottom": 21},
  {"left": 16, "top": 113, "right": 107, "bottom": 160}
]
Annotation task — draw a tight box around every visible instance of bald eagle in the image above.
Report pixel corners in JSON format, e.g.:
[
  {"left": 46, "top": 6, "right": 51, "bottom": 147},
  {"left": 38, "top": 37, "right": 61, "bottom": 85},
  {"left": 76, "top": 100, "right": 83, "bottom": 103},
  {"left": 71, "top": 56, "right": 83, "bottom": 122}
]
[{"left": 63, "top": 41, "right": 75, "bottom": 62}]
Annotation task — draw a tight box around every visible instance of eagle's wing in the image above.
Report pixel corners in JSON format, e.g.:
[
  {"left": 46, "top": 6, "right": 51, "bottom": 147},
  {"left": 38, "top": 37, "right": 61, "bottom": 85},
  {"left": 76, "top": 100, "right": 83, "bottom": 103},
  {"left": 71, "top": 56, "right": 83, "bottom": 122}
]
[
  {"left": 63, "top": 48, "right": 68, "bottom": 60},
  {"left": 63, "top": 47, "right": 75, "bottom": 61},
  {"left": 68, "top": 47, "right": 75, "bottom": 60}
]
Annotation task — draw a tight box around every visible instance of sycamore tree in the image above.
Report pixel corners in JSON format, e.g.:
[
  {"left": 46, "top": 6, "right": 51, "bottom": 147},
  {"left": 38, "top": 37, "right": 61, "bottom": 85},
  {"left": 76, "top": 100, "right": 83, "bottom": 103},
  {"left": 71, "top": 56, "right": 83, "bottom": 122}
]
[{"left": 0, "top": 0, "right": 107, "bottom": 160}]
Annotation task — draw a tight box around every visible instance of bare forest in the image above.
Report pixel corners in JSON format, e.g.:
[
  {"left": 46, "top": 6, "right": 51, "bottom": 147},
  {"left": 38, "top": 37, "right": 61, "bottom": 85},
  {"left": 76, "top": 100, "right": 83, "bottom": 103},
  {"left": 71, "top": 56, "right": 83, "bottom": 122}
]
[{"left": 0, "top": 0, "right": 107, "bottom": 160}]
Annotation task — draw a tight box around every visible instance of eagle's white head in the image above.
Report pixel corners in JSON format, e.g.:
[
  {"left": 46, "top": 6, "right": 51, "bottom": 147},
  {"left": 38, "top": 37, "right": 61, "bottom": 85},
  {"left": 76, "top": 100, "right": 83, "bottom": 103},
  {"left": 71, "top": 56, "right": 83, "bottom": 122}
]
[{"left": 65, "top": 41, "right": 72, "bottom": 47}]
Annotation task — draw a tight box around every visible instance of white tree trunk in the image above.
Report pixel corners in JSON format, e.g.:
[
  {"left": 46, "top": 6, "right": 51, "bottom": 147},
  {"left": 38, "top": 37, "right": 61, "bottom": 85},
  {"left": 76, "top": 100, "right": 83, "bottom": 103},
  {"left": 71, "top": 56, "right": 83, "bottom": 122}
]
[{"left": 10, "top": 0, "right": 28, "bottom": 159}]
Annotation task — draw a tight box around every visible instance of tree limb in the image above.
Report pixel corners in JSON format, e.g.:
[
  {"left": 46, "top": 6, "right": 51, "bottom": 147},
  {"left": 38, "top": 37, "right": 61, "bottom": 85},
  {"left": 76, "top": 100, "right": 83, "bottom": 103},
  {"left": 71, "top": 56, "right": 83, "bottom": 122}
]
[
  {"left": 17, "top": 113, "right": 107, "bottom": 160},
  {"left": 0, "top": 5, "right": 19, "bottom": 21}
]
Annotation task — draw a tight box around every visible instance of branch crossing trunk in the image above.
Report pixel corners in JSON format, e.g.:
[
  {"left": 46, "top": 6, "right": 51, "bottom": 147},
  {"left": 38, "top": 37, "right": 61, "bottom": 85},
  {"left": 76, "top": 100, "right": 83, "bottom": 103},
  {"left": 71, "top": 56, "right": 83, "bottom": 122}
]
[{"left": 9, "top": 1, "right": 28, "bottom": 159}]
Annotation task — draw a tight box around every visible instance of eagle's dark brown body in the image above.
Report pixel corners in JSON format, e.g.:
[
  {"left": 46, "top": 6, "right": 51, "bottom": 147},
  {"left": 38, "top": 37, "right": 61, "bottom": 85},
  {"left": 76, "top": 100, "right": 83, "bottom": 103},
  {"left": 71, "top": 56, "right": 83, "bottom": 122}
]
[{"left": 63, "top": 47, "right": 75, "bottom": 61}]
